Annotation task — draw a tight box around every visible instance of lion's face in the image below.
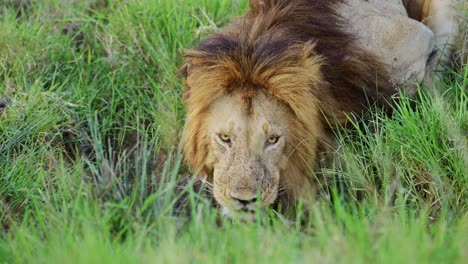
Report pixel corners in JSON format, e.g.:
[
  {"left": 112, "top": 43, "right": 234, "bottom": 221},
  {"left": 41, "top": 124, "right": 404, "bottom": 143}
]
[{"left": 204, "top": 90, "right": 293, "bottom": 218}]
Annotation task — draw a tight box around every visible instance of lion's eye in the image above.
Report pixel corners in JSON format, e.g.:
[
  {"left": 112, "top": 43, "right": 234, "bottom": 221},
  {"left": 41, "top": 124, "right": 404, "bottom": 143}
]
[
  {"left": 219, "top": 133, "right": 231, "bottom": 144},
  {"left": 267, "top": 135, "right": 280, "bottom": 145}
]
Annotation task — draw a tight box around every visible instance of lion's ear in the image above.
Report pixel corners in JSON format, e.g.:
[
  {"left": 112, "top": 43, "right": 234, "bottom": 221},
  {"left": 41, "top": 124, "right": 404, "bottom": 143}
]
[
  {"left": 177, "top": 60, "right": 192, "bottom": 78},
  {"left": 177, "top": 60, "right": 191, "bottom": 102},
  {"left": 249, "top": 0, "right": 284, "bottom": 15},
  {"left": 178, "top": 50, "right": 208, "bottom": 79},
  {"left": 249, "top": 0, "right": 265, "bottom": 14}
]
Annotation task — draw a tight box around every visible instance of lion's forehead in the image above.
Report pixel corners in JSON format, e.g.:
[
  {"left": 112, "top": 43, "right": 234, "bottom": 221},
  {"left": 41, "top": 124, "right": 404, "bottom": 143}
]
[{"left": 207, "top": 90, "right": 292, "bottom": 134}]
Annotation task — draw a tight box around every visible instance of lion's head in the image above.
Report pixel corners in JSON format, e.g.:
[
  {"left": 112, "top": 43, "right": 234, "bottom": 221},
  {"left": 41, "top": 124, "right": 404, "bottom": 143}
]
[
  {"left": 204, "top": 89, "right": 319, "bottom": 218},
  {"left": 179, "top": 0, "right": 395, "bottom": 218},
  {"left": 181, "top": 43, "right": 326, "bottom": 218}
]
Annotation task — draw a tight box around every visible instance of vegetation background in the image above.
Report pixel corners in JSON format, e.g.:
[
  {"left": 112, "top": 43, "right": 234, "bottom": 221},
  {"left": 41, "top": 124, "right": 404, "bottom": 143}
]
[{"left": 0, "top": 0, "right": 466, "bottom": 263}]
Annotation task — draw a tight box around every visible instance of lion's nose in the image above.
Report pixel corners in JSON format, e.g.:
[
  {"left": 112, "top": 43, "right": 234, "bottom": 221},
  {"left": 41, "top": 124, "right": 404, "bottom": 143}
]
[{"left": 232, "top": 196, "right": 257, "bottom": 206}]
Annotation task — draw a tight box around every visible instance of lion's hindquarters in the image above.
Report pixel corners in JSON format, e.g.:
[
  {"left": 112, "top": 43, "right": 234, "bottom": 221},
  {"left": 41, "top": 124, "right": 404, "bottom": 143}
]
[
  {"left": 404, "top": 0, "right": 460, "bottom": 81},
  {"left": 421, "top": 0, "right": 460, "bottom": 80},
  {"left": 340, "top": 0, "right": 437, "bottom": 93}
]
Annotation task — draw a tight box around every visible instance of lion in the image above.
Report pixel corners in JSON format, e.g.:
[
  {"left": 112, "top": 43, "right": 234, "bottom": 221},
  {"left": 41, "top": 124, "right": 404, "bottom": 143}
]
[{"left": 178, "top": 0, "right": 459, "bottom": 219}]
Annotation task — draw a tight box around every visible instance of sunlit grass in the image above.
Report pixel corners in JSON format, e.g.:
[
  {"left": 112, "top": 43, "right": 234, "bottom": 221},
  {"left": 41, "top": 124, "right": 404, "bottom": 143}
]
[{"left": 0, "top": 0, "right": 466, "bottom": 263}]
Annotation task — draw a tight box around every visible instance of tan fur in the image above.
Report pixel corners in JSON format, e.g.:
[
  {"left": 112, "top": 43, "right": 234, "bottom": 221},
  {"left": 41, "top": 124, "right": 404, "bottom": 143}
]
[
  {"left": 415, "top": 0, "right": 459, "bottom": 80},
  {"left": 179, "top": 0, "right": 460, "bottom": 218},
  {"left": 340, "top": 0, "right": 434, "bottom": 93},
  {"left": 341, "top": 0, "right": 459, "bottom": 90}
]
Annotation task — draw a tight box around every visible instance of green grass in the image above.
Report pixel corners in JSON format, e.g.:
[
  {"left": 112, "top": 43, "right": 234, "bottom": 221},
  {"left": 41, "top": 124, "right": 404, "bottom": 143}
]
[{"left": 0, "top": 0, "right": 466, "bottom": 263}]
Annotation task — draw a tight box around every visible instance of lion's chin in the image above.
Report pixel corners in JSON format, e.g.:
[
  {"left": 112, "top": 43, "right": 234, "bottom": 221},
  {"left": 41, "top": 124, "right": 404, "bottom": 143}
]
[{"left": 221, "top": 207, "right": 261, "bottom": 222}]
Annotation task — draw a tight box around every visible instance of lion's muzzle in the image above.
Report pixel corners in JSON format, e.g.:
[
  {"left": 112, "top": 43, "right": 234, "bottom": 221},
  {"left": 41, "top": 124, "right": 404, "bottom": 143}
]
[{"left": 230, "top": 188, "right": 259, "bottom": 210}]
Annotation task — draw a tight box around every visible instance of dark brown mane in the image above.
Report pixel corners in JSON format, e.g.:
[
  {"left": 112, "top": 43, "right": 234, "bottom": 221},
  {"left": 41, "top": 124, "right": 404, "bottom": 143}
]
[{"left": 181, "top": 0, "right": 396, "bottom": 125}]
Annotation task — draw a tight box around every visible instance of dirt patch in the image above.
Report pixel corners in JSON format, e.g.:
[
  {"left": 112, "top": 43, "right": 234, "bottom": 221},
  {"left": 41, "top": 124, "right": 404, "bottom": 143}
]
[
  {"left": 62, "top": 22, "right": 87, "bottom": 50},
  {"left": 0, "top": 98, "right": 11, "bottom": 117}
]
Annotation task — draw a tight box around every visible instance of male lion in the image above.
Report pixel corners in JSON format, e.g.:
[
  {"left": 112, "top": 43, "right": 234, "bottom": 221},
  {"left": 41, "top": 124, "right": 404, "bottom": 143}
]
[{"left": 179, "top": 0, "right": 459, "bottom": 219}]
